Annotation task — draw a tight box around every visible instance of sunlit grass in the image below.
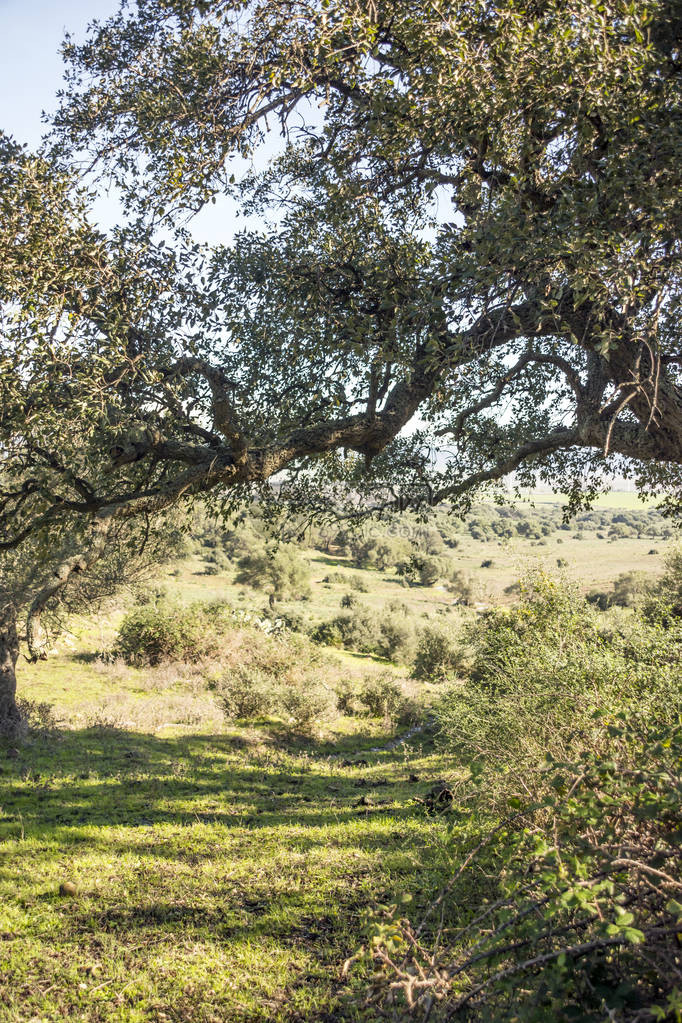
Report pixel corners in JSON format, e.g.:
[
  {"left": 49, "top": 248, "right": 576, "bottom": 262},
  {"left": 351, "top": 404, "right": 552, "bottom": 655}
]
[{"left": 0, "top": 724, "right": 458, "bottom": 1022}]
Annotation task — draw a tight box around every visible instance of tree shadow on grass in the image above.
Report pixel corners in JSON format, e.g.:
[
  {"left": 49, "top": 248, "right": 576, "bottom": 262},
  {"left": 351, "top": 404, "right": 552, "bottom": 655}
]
[
  {"left": 0, "top": 725, "right": 451, "bottom": 1022},
  {"left": 0, "top": 725, "right": 440, "bottom": 843}
]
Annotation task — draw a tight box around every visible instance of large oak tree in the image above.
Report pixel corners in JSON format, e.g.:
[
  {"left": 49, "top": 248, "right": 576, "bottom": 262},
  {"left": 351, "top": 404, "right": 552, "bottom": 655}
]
[{"left": 1, "top": 0, "right": 682, "bottom": 723}]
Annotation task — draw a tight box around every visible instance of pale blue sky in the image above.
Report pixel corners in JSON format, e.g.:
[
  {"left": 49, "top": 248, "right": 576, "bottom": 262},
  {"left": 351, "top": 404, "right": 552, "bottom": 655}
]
[
  {"left": 0, "top": 1, "right": 119, "bottom": 146},
  {"left": 0, "top": 0, "right": 255, "bottom": 242}
]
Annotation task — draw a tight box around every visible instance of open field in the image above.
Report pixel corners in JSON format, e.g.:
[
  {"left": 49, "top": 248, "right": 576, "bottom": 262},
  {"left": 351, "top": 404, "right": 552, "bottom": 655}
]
[{"left": 516, "top": 489, "right": 663, "bottom": 510}]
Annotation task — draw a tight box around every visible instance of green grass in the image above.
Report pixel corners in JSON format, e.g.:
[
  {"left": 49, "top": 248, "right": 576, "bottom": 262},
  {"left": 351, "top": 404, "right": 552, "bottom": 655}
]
[
  {"left": 2, "top": 505, "right": 675, "bottom": 1021},
  {"left": 0, "top": 722, "right": 457, "bottom": 1023}
]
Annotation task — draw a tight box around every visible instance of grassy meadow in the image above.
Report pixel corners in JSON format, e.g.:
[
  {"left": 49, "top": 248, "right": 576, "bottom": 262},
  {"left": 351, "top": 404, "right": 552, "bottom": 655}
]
[{"left": 1, "top": 495, "right": 679, "bottom": 1022}]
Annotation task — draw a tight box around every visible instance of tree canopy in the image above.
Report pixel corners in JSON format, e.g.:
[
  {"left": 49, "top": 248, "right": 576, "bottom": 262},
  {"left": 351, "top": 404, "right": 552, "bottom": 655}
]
[{"left": 2, "top": 0, "right": 682, "bottom": 564}]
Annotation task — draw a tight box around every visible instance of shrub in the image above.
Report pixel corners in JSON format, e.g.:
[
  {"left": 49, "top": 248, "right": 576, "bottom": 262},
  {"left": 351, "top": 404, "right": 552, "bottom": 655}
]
[
  {"left": 350, "top": 537, "right": 404, "bottom": 571},
  {"left": 412, "top": 625, "right": 462, "bottom": 681},
  {"left": 643, "top": 545, "right": 682, "bottom": 624},
  {"left": 210, "top": 630, "right": 334, "bottom": 731},
  {"left": 356, "top": 674, "right": 404, "bottom": 717},
  {"left": 278, "top": 684, "right": 335, "bottom": 731},
  {"left": 437, "top": 573, "right": 682, "bottom": 785},
  {"left": 313, "top": 606, "right": 379, "bottom": 653},
  {"left": 336, "top": 681, "right": 362, "bottom": 716},
  {"left": 204, "top": 550, "right": 230, "bottom": 570},
  {"left": 116, "top": 600, "right": 230, "bottom": 665},
  {"left": 611, "top": 569, "right": 652, "bottom": 607},
  {"left": 235, "top": 544, "right": 310, "bottom": 602},
  {"left": 217, "top": 667, "right": 274, "bottom": 718},
  {"left": 448, "top": 569, "right": 474, "bottom": 604},
  {"left": 371, "top": 718, "right": 682, "bottom": 1022},
  {"left": 369, "top": 573, "right": 682, "bottom": 1020},
  {"left": 354, "top": 674, "right": 420, "bottom": 728},
  {"left": 396, "top": 553, "right": 445, "bottom": 586},
  {"left": 340, "top": 591, "right": 358, "bottom": 608},
  {"left": 311, "top": 605, "right": 416, "bottom": 663},
  {"left": 480, "top": 558, "right": 493, "bottom": 568},
  {"left": 310, "top": 619, "right": 345, "bottom": 648},
  {"left": 322, "top": 571, "right": 368, "bottom": 591},
  {"left": 375, "top": 613, "right": 417, "bottom": 662},
  {"left": 503, "top": 580, "right": 521, "bottom": 595}
]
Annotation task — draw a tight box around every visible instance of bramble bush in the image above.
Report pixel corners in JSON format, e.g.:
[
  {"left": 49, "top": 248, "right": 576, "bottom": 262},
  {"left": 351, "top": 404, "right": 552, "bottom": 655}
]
[
  {"left": 365, "top": 569, "right": 682, "bottom": 1020},
  {"left": 412, "top": 625, "right": 463, "bottom": 681},
  {"left": 370, "top": 718, "right": 682, "bottom": 1022},
  {"left": 644, "top": 546, "right": 682, "bottom": 625},
  {"left": 311, "top": 605, "right": 417, "bottom": 663},
  {"left": 323, "top": 571, "right": 369, "bottom": 591},
  {"left": 336, "top": 673, "right": 420, "bottom": 729},
  {"left": 437, "top": 572, "right": 682, "bottom": 786},
  {"left": 210, "top": 630, "right": 335, "bottom": 732}
]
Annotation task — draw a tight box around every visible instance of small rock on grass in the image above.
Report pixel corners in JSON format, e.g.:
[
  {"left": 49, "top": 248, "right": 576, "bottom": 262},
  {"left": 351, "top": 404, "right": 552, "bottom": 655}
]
[{"left": 59, "top": 881, "right": 78, "bottom": 897}]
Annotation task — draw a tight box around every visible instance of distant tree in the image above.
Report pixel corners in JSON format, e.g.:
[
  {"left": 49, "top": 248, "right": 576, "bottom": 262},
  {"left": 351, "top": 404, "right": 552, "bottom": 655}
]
[
  {"left": 235, "top": 546, "right": 310, "bottom": 606},
  {"left": 397, "top": 554, "right": 444, "bottom": 587}
]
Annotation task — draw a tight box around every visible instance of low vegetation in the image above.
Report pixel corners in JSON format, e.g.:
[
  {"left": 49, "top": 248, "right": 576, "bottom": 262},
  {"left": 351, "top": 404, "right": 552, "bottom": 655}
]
[
  {"left": 367, "top": 555, "right": 682, "bottom": 1021},
  {"left": 1, "top": 506, "right": 679, "bottom": 1022}
]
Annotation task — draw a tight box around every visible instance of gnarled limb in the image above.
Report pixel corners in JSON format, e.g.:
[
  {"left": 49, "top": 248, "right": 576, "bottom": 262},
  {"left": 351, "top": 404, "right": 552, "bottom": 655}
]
[{"left": 25, "top": 510, "right": 117, "bottom": 662}]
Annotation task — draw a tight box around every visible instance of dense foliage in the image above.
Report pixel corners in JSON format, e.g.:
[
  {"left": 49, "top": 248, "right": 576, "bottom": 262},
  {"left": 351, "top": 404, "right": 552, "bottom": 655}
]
[
  {"left": 368, "top": 559, "right": 682, "bottom": 1019},
  {"left": 2, "top": 0, "right": 682, "bottom": 579},
  {"left": 372, "top": 718, "right": 682, "bottom": 1022}
]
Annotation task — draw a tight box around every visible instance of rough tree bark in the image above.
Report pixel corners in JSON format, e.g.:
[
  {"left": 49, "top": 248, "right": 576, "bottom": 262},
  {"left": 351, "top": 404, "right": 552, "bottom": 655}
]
[{"left": 0, "top": 603, "right": 21, "bottom": 736}]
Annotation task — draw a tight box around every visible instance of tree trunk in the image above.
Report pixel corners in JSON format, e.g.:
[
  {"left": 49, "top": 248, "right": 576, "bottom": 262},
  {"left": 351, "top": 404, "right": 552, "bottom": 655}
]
[{"left": 0, "top": 606, "right": 21, "bottom": 736}]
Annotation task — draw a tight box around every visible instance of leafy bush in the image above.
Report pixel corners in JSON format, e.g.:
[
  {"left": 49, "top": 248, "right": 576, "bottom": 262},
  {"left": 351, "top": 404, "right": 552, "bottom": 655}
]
[
  {"left": 643, "top": 546, "right": 682, "bottom": 624},
  {"left": 412, "top": 624, "right": 462, "bottom": 681},
  {"left": 448, "top": 569, "right": 474, "bottom": 604},
  {"left": 346, "top": 674, "right": 420, "bottom": 728},
  {"left": 312, "top": 605, "right": 416, "bottom": 663},
  {"left": 322, "top": 571, "right": 368, "bottom": 591},
  {"left": 588, "top": 569, "right": 653, "bottom": 610},
  {"left": 116, "top": 600, "right": 231, "bottom": 665},
  {"left": 204, "top": 550, "right": 230, "bottom": 570},
  {"left": 356, "top": 674, "right": 404, "bottom": 718},
  {"left": 349, "top": 537, "right": 408, "bottom": 571},
  {"left": 369, "top": 573, "right": 682, "bottom": 1020},
  {"left": 371, "top": 718, "right": 682, "bottom": 1022},
  {"left": 235, "top": 544, "right": 310, "bottom": 602},
  {"left": 397, "top": 553, "right": 446, "bottom": 586},
  {"left": 311, "top": 606, "right": 379, "bottom": 653},
  {"left": 278, "top": 684, "right": 335, "bottom": 730},
  {"left": 217, "top": 667, "right": 274, "bottom": 719},
  {"left": 375, "top": 614, "right": 417, "bottom": 662},
  {"left": 210, "top": 630, "right": 334, "bottom": 731},
  {"left": 437, "top": 572, "right": 682, "bottom": 787}
]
